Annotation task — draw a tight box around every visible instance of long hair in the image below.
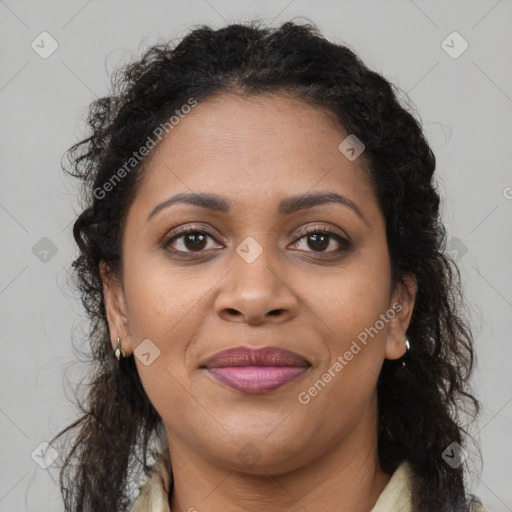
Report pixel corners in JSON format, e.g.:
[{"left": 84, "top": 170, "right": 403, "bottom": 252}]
[{"left": 51, "top": 20, "right": 481, "bottom": 511}]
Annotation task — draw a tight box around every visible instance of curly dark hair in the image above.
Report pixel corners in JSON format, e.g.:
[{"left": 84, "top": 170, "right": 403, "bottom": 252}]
[{"left": 51, "top": 19, "right": 482, "bottom": 512}]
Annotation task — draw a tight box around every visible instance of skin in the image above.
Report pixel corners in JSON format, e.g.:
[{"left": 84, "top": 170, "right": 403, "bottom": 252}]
[{"left": 101, "top": 93, "right": 417, "bottom": 512}]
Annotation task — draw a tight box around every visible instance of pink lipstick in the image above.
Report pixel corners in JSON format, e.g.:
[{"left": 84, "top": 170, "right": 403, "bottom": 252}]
[{"left": 202, "top": 346, "right": 310, "bottom": 393}]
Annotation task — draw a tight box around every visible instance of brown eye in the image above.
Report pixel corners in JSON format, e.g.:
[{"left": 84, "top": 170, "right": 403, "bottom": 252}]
[
  {"left": 306, "top": 233, "right": 329, "bottom": 251},
  {"left": 292, "top": 227, "right": 352, "bottom": 254},
  {"left": 181, "top": 231, "right": 207, "bottom": 251},
  {"left": 162, "top": 225, "right": 352, "bottom": 258},
  {"left": 163, "top": 226, "right": 220, "bottom": 253}
]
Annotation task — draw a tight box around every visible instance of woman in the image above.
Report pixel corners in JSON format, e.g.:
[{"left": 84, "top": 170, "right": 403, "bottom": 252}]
[{"left": 52, "top": 20, "right": 486, "bottom": 512}]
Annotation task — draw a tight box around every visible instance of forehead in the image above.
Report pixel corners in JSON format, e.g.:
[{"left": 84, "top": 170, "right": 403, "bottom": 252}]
[{"left": 129, "top": 93, "right": 381, "bottom": 224}]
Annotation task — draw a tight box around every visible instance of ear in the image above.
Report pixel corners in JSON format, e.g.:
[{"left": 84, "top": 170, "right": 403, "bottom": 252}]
[
  {"left": 384, "top": 273, "right": 417, "bottom": 360},
  {"left": 100, "top": 261, "right": 133, "bottom": 356}
]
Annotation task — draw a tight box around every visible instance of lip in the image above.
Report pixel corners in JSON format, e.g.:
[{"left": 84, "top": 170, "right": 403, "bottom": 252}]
[{"left": 201, "top": 346, "right": 311, "bottom": 393}]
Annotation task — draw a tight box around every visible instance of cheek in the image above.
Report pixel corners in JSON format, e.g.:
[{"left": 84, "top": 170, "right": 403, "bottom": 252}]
[
  {"left": 124, "top": 266, "right": 200, "bottom": 419},
  {"left": 123, "top": 256, "right": 210, "bottom": 343},
  {"left": 299, "top": 266, "right": 390, "bottom": 423},
  {"left": 134, "top": 357, "right": 195, "bottom": 443},
  {"left": 308, "top": 249, "right": 391, "bottom": 348},
  {"left": 299, "top": 246, "right": 391, "bottom": 412}
]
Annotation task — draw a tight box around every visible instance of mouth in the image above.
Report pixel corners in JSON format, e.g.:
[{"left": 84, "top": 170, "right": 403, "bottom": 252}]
[{"left": 201, "top": 346, "right": 311, "bottom": 393}]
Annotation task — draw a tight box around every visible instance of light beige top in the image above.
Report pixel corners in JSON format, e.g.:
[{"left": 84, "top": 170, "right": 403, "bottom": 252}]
[{"left": 130, "top": 450, "right": 486, "bottom": 512}]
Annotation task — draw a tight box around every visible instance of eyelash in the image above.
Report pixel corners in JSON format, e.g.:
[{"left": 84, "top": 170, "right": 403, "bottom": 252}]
[{"left": 162, "top": 224, "right": 352, "bottom": 257}]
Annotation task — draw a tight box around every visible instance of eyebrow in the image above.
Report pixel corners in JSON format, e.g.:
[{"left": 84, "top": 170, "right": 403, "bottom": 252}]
[{"left": 147, "top": 191, "right": 368, "bottom": 225}]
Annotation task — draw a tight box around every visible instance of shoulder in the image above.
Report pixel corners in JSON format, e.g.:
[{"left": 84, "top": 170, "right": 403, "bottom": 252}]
[
  {"left": 371, "top": 461, "right": 414, "bottom": 512},
  {"left": 468, "top": 494, "right": 487, "bottom": 512},
  {"left": 130, "top": 449, "right": 172, "bottom": 512},
  {"left": 371, "top": 462, "right": 488, "bottom": 512}
]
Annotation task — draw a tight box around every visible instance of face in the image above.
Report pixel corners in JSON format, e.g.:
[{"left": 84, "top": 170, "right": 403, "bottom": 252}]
[{"left": 101, "top": 93, "right": 416, "bottom": 475}]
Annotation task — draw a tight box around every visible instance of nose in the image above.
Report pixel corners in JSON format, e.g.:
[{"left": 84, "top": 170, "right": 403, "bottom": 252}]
[{"left": 214, "top": 249, "right": 299, "bottom": 325}]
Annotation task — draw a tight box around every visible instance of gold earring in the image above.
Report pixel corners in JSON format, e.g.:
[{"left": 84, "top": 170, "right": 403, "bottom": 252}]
[
  {"left": 114, "top": 337, "right": 127, "bottom": 360},
  {"left": 402, "top": 336, "right": 410, "bottom": 367}
]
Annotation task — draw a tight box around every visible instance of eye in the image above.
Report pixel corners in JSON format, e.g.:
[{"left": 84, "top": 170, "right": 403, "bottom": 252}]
[
  {"left": 290, "top": 226, "right": 352, "bottom": 255},
  {"left": 162, "top": 224, "right": 352, "bottom": 257},
  {"left": 162, "top": 225, "right": 221, "bottom": 253}
]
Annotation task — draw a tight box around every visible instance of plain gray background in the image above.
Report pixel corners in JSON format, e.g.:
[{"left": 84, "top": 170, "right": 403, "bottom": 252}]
[{"left": 1, "top": 1, "right": 511, "bottom": 510}]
